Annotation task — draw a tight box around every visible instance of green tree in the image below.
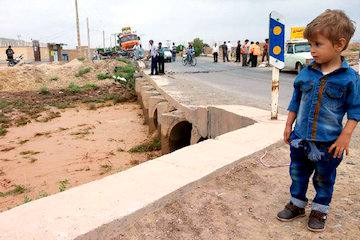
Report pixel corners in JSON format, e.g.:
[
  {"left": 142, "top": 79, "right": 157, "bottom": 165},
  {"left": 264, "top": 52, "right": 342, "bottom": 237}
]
[
  {"left": 176, "top": 44, "right": 185, "bottom": 53},
  {"left": 193, "top": 38, "right": 204, "bottom": 57}
]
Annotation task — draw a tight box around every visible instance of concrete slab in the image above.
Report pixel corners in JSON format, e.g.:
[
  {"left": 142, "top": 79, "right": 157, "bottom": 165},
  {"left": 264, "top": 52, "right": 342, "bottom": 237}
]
[
  {"left": 0, "top": 108, "right": 284, "bottom": 240},
  {"left": 0, "top": 67, "right": 288, "bottom": 239}
]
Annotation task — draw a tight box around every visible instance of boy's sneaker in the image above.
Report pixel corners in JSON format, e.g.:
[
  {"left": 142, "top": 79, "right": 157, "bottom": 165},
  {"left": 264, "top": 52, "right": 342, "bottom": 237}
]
[
  {"left": 277, "top": 202, "right": 306, "bottom": 222},
  {"left": 307, "top": 210, "right": 327, "bottom": 232}
]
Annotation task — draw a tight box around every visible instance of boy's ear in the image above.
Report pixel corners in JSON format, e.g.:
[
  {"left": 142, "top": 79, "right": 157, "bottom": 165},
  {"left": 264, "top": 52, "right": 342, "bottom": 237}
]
[{"left": 335, "top": 38, "right": 347, "bottom": 52}]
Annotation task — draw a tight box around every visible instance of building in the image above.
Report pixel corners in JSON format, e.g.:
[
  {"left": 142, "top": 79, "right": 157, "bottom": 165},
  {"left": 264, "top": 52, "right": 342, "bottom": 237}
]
[{"left": 0, "top": 38, "right": 67, "bottom": 64}]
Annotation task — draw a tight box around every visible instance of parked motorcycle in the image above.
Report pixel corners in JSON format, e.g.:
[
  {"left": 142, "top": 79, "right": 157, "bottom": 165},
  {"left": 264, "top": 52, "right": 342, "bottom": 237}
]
[{"left": 7, "top": 55, "right": 23, "bottom": 67}]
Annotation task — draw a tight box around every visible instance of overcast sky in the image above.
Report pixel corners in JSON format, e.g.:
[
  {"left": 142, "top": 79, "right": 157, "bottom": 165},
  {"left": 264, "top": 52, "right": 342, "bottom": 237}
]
[{"left": 0, "top": 0, "right": 359, "bottom": 49}]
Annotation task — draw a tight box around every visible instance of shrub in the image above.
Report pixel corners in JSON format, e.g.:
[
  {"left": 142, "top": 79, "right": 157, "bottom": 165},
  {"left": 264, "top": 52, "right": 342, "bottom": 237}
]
[
  {"left": 68, "top": 82, "right": 83, "bottom": 94},
  {"left": 82, "top": 83, "right": 98, "bottom": 91},
  {"left": 176, "top": 44, "right": 185, "bottom": 53},
  {"left": 128, "top": 138, "right": 161, "bottom": 153},
  {"left": 97, "top": 72, "right": 111, "bottom": 80},
  {"left": 77, "top": 56, "right": 86, "bottom": 61},
  {"left": 193, "top": 38, "right": 204, "bottom": 57},
  {"left": 114, "top": 64, "right": 136, "bottom": 90},
  {"left": 75, "top": 67, "right": 91, "bottom": 77},
  {"left": 0, "top": 127, "right": 7, "bottom": 136},
  {"left": 39, "top": 86, "right": 50, "bottom": 95},
  {"left": 59, "top": 179, "right": 69, "bottom": 192}
]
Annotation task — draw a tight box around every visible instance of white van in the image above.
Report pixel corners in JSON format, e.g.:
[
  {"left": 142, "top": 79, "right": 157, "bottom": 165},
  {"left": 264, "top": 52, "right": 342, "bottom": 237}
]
[{"left": 284, "top": 39, "right": 313, "bottom": 74}]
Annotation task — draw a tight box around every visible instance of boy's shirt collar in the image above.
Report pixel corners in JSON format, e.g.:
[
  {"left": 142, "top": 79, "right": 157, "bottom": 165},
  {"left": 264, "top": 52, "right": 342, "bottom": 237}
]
[{"left": 307, "top": 57, "right": 349, "bottom": 73}]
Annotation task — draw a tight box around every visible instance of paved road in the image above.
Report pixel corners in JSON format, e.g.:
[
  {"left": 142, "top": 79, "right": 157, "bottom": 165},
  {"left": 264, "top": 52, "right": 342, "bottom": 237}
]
[{"left": 162, "top": 57, "right": 297, "bottom": 113}]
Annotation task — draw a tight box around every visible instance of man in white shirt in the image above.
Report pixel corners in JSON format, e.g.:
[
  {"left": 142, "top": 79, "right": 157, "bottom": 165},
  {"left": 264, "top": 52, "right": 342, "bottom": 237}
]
[
  {"left": 212, "top": 43, "right": 219, "bottom": 63},
  {"left": 226, "top": 41, "right": 233, "bottom": 61},
  {"left": 149, "top": 40, "right": 158, "bottom": 75}
]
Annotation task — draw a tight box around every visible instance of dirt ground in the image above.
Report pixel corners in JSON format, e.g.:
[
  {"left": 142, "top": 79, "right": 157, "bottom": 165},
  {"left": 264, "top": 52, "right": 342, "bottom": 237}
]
[
  {"left": 0, "top": 58, "right": 122, "bottom": 92},
  {"left": 117, "top": 127, "right": 360, "bottom": 240},
  {"left": 0, "top": 60, "right": 161, "bottom": 212}
]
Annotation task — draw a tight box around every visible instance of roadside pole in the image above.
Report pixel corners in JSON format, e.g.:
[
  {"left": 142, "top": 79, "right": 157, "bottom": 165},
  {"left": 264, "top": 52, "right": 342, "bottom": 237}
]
[
  {"left": 86, "top": 17, "right": 91, "bottom": 60},
  {"left": 74, "top": 0, "right": 81, "bottom": 53},
  {"left": 271, "top": 67, "right": 280, "bottom": 119},
  {"left": 103, "top": 31, "right": 105, "bottom": 49},
  {"left": 269, "top": 11, "right": 285, "bottom": 120}
]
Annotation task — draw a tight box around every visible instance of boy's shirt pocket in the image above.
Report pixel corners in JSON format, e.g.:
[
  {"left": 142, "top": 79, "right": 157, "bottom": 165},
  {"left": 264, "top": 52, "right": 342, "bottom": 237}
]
[{"left": 323, "top": 83, "right": 346, "bottom": 111}]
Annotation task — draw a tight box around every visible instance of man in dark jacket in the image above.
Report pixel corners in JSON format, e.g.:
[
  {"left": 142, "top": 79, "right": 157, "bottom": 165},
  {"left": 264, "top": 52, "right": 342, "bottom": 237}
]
[
  {"left": 235, "top": 41, "right": 241, "bottom": 62},
  {"left": 222, "top": 41, "right": 228, "bottom": 62},
  {"left": 6, "top": 46, "right": 14, "bottom": 60},
  {"left": 158, "top": 42, "right": 165, "bottom": 74}
]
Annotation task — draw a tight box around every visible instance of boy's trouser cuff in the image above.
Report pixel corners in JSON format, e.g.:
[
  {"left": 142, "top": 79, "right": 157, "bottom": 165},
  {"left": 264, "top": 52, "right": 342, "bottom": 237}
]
[
  {"left": 312, "top": 202, "right": 329, "bottom": 214},
  {"left": 291, "top": 197, "right": 307, "bottom": 208}
]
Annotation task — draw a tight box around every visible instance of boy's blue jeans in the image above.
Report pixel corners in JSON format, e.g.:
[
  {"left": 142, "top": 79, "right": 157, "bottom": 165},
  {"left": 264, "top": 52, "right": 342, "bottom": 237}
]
[{"left": 289, "top": 132, "right": 342, "bottom": 214}]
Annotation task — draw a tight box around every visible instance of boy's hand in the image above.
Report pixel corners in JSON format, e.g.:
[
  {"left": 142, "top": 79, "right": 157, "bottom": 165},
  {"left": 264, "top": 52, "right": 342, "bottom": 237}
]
[
  {"left": 283, "top": 125, "right": 292, "bottom": 144},
  {"left": 328, "top": 132, "right": 351, "bottom": 158}
]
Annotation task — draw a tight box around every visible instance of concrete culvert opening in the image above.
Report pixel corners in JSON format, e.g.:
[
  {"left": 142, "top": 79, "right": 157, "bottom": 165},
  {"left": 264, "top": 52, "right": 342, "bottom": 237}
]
[
  {"left": 169, "top": 121, "right": 192, "bottom": 152},
  {"left": 153, "top": 109, "right": 158, "bottom": 128},
  {"left": 197, "top": 137, "right": 208, "bottom": 143}
]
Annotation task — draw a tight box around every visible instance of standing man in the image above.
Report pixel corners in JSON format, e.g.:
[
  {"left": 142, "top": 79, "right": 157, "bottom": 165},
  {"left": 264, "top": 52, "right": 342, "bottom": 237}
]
[
  {"left": 171, "top": 42, "right": 177, "bottom": 62},
  {"left": 241, "top": 39, "right": 249, "bottom": 66},
  {"left": 227, "top": 41, "right": 232, "bottom": 61},
  {"left": 149, "top": 40, "right": 158, "bottom": 75},
  {"left": 251, "top": 42, "right": 261, "bottom": 67},
  {"left": 262, "top": 38, "right": 269, "bottom": 64},
  {"left": 248, "top": 41, "right": 255, "bottom": 65},
  {"left": 158, "top": 42, "right": 165, "bottom": 74},
  {"left": 235, "top": 40, "right": 241, "bottom": 63},
  {"left": 212, "top": 43, "right": 219, "bottom": 63},
  {"left": 222, "top": 41, "right": 228, "bottom": 62},
  {"left": 6, "top": 46, "right": 14, "bottom": 61}
]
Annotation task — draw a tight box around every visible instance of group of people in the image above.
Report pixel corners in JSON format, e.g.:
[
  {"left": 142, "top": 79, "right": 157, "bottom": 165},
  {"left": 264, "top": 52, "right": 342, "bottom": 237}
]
[
  {"left": 149, "top": 40, "right": 195, "bottom": 75},
  {"left": 212, "top": 39, "right": 269, "bottom": 67},
  {"left": 149, "top": 40, "right": 167, "bottom": 75}
]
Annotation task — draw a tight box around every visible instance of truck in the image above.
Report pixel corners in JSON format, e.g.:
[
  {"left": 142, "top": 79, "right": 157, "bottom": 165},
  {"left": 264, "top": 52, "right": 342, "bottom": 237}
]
[
  {"left": 283, "top": 27, "right": 313, "bottom": 74},
  {"left": 118, "top": 27, "right": 140, "bottom": 57},
  {"left": 283, "top": 39, "right": 313, "bottom": 74}
]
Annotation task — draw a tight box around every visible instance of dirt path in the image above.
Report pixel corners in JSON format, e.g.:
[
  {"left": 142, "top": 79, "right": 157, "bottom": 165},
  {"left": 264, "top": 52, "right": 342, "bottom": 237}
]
[
  {"left": 117, "top": 128, "right": 360, "bottom": 240},
  {"left": 0, "top": 103, "right": 161, "bottom": 212}
]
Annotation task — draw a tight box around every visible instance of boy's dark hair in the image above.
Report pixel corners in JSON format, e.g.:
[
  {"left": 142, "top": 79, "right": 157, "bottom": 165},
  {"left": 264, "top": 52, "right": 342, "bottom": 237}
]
[{"left": 304, "top": 9, "right": 356, "bottom": 50}]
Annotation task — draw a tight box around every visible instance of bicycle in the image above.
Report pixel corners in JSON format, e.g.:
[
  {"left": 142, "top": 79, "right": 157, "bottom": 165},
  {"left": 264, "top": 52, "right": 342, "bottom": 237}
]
[{"left": 182, "top": 54, "right": 197, "bottom": 66}]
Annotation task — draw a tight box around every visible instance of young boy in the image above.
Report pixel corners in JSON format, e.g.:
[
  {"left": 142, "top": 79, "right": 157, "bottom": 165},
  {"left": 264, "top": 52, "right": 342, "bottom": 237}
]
[{"left": 277, "top": 9, "right": 359, "bottom": 232}]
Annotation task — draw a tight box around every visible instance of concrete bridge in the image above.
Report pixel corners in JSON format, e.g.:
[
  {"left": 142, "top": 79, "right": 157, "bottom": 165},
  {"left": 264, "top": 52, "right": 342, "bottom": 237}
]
[{"left": 135, "top": 73, "right": 257, "bottom": 154}]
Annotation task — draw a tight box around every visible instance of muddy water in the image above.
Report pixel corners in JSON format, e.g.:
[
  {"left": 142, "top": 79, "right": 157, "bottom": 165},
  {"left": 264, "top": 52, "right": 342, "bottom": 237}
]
[{"left": 0, "top": 103, "right": 159, "bottom": 212}]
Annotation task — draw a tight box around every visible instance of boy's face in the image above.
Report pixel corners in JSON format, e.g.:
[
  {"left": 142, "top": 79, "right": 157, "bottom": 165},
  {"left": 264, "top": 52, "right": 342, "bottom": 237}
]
[{"left": 308, "top": 33, "right": 342, "bottom": 64}]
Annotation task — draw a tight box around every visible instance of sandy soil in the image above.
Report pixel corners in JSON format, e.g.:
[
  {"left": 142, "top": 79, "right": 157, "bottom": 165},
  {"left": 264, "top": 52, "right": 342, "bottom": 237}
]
[
  {"left": 0, "top": 103, "right": 160, "bottom": 212},
  {"left": 0, "top": 59, "right": 161, "bottom": 212},
  {"left": 117, "top": 127, "right": 360, "bottom": 240}
]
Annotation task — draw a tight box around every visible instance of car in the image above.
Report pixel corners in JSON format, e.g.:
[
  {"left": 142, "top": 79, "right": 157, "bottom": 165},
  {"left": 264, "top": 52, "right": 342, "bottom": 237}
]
[
  {"left": 283, "top": 39, "right": 313, "bottom": 74},
  {"left": 163, "top": 47, "right": 173, "bottom": 62}
]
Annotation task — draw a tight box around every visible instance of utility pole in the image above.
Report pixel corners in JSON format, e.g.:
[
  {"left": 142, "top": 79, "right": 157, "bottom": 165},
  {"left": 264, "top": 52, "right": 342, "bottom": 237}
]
[
  {"left": 75, "top": 0, "right": 81, "bottom": 51},
  {"left": 102, "top": 30, "right": 105, "bottom": 49},
  {"left": 86, "top": 17, "right": 91, "bottom": 60},
  {"left": 113, "top": 34, "right": 118, "bottom": 49}
]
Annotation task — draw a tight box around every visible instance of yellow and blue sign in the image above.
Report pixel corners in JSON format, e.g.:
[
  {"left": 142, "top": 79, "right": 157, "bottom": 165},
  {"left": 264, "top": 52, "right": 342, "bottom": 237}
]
[{"left": 269, "top": 11, "right": 285, "bottom": 69}]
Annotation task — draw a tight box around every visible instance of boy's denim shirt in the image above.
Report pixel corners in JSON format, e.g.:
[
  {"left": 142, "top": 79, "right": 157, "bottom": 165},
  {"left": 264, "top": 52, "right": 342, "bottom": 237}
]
[{"left": 288, "top": 59, "right": 360, "bottom": 142}]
